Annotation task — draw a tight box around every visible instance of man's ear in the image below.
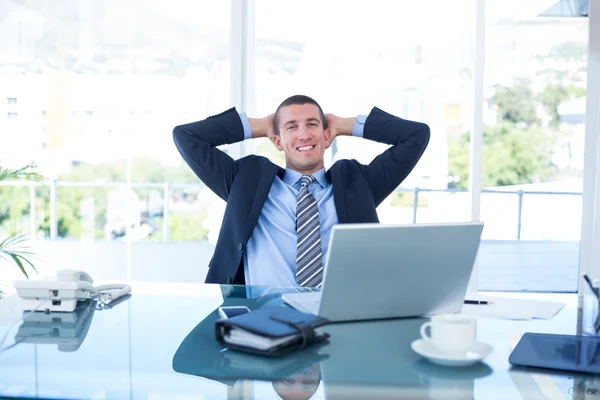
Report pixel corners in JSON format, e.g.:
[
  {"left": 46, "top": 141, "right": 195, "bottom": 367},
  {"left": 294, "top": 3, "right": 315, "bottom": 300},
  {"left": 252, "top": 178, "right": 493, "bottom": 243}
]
[
  {"left": 324, "top": 129, "right": 332, "bottom": 149},
  {"left": 271, "top": 133, "right": 284, "bottom": 151}
]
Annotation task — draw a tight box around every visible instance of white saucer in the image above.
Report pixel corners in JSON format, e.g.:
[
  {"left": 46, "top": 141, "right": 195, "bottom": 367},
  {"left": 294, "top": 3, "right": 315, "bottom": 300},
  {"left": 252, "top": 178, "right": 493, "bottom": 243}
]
[{"left": 411, "top": 339, "right": 493, "bottom": 367}]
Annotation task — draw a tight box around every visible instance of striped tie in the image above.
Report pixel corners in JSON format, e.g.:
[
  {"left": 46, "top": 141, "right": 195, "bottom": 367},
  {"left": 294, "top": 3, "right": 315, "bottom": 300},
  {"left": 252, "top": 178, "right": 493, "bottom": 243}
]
[{"left": 295, "top": 175, "right": 323, "bottom": 288}]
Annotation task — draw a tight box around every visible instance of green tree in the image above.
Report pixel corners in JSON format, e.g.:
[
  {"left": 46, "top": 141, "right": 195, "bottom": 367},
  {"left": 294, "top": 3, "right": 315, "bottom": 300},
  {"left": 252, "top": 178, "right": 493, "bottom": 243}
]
[
  {"left": 129, "top": 157, "right": 199, "bottom": 183},
  {"left": 494, "top": 82, "right": 539, "bottom": 126},
  {"left": 0, "top": 187, "right": 30, "bottom": 235},
  {"left": 538, "top": 84, "right": 570, "bottom": 127},
  {"left": 45, "top": 158, "right": 201, "bottom": 239},
  {"left": 62, "top": 157, "right": 198, "bottom": 183},
  {"left": 448, "top": 123, "right": 556, "bottom": 189},
  {"left": 569, "top": 86, "right": 587, "bottom": 98},
  {"left": 538, "top": 84, "right": 587, "bottom": 127},
  {"left": 0, "top": 158, "right": 204, "bottom": 240},
  {"left": 256, "top": 138, "right": 285, "bottom": 166},
  {"left": 153, "top": 212, "right": 209, "bottom": 241},
  {"left": 548, "top": 41, "right": 588, "bottom": 62}
]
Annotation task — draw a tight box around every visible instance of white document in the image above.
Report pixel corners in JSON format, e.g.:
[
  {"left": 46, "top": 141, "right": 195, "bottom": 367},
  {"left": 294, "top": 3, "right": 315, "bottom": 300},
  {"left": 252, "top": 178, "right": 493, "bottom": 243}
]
[
  {"left": 282, "top": 292, "right": 322, "bottom": 315},
  {"left": 223, "top": 326, "right": 325, "bottom": 351},
  {"left": 224, "top": 328, "right": 301, "bottom": 351},
  {"left": 461, "top": 295, "right": 565, "bottom": 320}
]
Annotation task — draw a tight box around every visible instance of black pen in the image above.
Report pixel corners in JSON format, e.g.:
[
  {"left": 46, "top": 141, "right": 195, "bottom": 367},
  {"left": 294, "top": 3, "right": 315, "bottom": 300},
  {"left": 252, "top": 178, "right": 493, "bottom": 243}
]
[
  {"left": 464, "top": 300, "right": 493, "bottom": 305},
  {"left": 582, "top": 275, "right": 600, "bottom": 333},
  {"left": 583, "top": 274, "right": 600, "bottom": 300}
]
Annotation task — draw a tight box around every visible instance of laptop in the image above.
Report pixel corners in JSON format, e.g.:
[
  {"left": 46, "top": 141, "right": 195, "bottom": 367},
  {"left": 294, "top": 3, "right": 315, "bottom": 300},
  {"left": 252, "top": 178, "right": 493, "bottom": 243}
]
[{"left": 283, "top": 222, "right": 484, "bottom": 322}]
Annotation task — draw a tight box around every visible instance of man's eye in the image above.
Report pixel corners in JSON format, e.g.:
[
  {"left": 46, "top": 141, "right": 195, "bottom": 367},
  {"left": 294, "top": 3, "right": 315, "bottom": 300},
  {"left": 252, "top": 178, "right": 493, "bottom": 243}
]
[
  {"left": 308, "top": 123, "right": 317, "bottom": 127},
  {"left": 286, "top": 125, "right": 296, "bottom": 130}
]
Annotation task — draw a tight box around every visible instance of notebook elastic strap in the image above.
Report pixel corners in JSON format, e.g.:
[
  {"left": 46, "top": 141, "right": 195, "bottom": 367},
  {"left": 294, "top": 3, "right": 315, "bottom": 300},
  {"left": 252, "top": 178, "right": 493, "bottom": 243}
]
[{"left": 269, "top": 316, "right": 316, "bottom": 349}]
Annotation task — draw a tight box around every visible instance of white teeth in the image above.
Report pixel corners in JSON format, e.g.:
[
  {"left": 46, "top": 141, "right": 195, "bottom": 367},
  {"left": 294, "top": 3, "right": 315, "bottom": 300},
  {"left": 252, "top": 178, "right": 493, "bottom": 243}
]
[{"left": 297, "top": 145, "right": 315, "bottom": 151}]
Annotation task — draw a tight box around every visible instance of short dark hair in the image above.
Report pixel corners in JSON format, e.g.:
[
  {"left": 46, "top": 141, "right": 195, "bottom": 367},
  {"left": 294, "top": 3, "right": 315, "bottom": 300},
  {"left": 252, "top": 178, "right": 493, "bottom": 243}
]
[{"left": 273, "top": 95, "right": 327, "bottom": 135}]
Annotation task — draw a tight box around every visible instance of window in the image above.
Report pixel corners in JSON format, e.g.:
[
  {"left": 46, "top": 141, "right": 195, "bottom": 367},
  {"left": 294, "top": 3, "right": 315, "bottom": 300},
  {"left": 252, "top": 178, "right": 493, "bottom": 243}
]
[
  {"left": 479, "top": 1, "right": 588, "bottom": 291},
  {"left": 0, "top": 0, "right": 231, "bottom": 247},
  {"left": 1, "top": 0, "right": 594, "bottom": 292},
  {"left": 255, "top": 0, "right": 474, "bottom": 225},
  {"left": 127, "top": 1, "right": 231, "bottom": 244}
]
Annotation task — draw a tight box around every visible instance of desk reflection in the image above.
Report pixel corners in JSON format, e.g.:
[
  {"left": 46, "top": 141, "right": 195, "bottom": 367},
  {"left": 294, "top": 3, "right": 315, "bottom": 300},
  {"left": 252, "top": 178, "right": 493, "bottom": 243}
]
[
  {"left": 272, "top": 363, "right": 321, "bottom": 400},
  {"left": 172, "top": 288, "right": 329, "bottom": 384},
  {"left": 172, "top": 286, "right": 493, "bottom": 400},
  {"left": 15, "top": 299, "right": 96, "bottom": 352},
  {"left": 13, "top": 294, "right": 132, "bottom": 352}
]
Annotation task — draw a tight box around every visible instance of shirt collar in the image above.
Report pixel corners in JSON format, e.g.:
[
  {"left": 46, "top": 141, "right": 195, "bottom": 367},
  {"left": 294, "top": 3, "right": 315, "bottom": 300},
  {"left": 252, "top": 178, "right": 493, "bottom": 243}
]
[{"left": 283, "top": 167, "right": 329, "bottom": 188}]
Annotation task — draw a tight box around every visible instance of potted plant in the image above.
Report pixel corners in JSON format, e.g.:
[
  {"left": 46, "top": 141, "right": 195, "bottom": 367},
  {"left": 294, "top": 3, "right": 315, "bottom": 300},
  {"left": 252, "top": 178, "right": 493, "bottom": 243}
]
[{"left": 0, "top": 164, "right": 45, "bottom": 297}]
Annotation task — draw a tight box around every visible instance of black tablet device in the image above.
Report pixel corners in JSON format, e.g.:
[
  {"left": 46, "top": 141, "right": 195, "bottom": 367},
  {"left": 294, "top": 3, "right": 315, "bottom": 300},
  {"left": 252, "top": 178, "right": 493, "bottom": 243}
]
[{"left": 509, "top": 332, "right": 600, "bottom": 374}]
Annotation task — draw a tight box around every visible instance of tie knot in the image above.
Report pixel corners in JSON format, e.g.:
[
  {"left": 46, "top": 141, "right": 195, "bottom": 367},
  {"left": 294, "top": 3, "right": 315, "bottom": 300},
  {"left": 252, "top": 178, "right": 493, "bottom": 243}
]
[{"left": 299, "top": 175, "right": 315, "bottom": 187}]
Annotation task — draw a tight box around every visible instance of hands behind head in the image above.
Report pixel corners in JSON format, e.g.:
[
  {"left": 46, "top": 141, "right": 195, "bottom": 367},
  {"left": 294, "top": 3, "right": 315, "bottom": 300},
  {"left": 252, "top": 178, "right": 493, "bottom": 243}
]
[
  {"left": 325, "top": 113, "right": 344, "bottom": 141},
  {"left": 264, "top": 113, "right": 276, "bottom": 141}
]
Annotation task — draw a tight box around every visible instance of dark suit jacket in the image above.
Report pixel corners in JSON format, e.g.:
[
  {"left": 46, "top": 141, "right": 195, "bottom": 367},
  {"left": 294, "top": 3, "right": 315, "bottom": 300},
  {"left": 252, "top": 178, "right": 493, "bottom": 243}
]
[{"left": 173, "top": 107, "right": 430, "bottom": 284}]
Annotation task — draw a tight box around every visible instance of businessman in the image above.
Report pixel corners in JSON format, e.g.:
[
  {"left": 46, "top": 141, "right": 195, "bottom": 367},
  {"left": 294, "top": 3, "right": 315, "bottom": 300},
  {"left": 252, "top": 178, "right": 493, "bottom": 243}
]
[{"left": 173, "top": 95, "right": 430, "bottom": 286}]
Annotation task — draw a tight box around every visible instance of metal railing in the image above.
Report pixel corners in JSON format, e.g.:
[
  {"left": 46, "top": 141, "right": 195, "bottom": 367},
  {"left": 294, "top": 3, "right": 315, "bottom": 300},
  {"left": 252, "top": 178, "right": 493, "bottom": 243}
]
[
  {"left": 397, "top": 187, "right": 582, "bottom": 240},
  {"left": 0, "top": 180, "right": 583, "bottom": 242},
  {"left": 0, "top": 180, "right": 203, "bottom": 242}
]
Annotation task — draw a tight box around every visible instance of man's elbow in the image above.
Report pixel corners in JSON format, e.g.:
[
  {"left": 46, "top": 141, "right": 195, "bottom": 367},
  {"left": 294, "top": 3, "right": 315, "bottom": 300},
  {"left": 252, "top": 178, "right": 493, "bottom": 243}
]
[
  {"left": 415, "top": 122, "right": 431, "bottom": 151},
  {"left": 419, "top": 122, "right": 431, "bottom": 139},
  {"left": 172, "top": 125, "right": 186, "bottom": 148}
]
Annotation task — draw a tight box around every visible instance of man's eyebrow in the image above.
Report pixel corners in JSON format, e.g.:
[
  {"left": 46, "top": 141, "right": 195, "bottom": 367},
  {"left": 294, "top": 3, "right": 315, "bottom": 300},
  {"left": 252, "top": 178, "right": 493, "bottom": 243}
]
[{"left": 283, "top": 118, "right": 321, "bottom": 127}]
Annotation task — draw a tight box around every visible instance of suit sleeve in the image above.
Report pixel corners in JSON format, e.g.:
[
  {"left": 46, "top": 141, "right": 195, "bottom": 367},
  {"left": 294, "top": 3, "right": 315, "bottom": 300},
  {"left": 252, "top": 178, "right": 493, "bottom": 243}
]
[
  {"left": 172, "top": 107, "right": 246, "bottom": 201},
  {"left": 361, "top": 107, "right": 431, "bottom": 206}
]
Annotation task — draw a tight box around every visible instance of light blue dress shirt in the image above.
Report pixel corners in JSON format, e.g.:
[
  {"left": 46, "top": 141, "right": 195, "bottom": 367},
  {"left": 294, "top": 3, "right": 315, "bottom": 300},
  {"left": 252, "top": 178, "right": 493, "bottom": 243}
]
[{"left": 239, "top": 113, "right": 366, "bottom": 287}]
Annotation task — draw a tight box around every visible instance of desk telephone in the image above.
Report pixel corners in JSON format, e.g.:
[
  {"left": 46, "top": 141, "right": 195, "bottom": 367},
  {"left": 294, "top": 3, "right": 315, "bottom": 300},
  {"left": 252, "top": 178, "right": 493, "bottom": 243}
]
[{"left": 14, "top": 269, "right": 131, "bottom": 312}]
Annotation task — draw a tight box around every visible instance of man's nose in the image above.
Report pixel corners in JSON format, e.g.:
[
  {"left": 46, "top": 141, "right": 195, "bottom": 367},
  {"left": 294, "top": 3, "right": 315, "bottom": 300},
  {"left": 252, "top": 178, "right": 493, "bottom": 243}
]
[{"left": 297, "top": 126, "right": 309, "bottom": 140}]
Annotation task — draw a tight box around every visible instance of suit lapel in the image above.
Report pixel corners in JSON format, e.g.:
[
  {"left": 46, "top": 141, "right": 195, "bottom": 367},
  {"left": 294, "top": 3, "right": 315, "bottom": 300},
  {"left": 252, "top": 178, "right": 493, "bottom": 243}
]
[
  {"left": 328, "top": 167, "right": 348, "bottom": 223},
  {"left": 245, "top": 163, "right": 283, "bottom": 239}
]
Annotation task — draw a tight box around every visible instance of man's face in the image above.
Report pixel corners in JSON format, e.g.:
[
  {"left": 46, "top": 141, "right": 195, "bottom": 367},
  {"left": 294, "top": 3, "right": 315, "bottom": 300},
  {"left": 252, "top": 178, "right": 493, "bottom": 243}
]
[
  {"left": 272, "top": 104, "right": 331, "bottom": 174},
  {"left": 272, "top": 364, "right": 321, "bottom": 400}
]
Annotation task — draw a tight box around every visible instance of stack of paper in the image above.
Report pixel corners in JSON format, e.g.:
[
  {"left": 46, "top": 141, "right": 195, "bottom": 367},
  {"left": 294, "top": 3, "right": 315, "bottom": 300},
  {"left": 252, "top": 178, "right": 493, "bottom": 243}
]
[{"left": 462, "top": 295, "right": 566, "bottom": 320}]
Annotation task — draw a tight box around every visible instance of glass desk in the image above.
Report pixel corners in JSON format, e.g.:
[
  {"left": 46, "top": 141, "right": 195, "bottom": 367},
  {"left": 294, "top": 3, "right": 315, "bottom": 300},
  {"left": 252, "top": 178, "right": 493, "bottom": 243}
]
[{"left": 0, "top": 283, "right": 595, "bottom": 400}]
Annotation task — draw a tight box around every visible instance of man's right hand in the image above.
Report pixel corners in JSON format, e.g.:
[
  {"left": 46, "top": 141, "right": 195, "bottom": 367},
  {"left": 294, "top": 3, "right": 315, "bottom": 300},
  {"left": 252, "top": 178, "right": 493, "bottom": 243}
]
[{"left": 249, "top": 114, "right": 276, "bottom": 139}]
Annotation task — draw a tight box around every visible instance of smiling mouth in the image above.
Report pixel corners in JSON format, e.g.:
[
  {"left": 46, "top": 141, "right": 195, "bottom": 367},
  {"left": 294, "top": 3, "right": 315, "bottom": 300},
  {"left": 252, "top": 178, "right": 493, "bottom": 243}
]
[{"left": 297, "top": 145, "right": 315, "bottom": 152}]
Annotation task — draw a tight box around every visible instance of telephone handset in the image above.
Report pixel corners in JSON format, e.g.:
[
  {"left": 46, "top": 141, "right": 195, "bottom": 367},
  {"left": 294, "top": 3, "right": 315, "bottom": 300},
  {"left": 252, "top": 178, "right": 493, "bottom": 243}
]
[
  {"left": 14, "top": 269, "right": 131, "bottom": 312},
  {"left": 57, "top": 269, "right": 94, "bottom": 284}
]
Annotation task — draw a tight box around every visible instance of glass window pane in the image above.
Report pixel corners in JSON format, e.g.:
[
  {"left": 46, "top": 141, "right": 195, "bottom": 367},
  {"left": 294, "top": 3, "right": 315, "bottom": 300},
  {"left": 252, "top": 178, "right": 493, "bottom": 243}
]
[
  {"left": 255, "top": 0, "right": 474, "bottom": 227},
  {"left": 481, "top": 1, "right": 587, "bottom": 291},
  {"left": 0, "top": 0, "right": 229, "bottom": 240},
  {"left": 0, "top": 0, "right": 229, "bottom": 292}
]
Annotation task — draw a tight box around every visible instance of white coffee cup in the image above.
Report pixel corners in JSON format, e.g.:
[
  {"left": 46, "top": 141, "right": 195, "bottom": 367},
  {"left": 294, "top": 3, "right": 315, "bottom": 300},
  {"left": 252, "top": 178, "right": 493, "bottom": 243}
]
[{"left": 420, "top": 314, "right": 477, "bottom": 354}]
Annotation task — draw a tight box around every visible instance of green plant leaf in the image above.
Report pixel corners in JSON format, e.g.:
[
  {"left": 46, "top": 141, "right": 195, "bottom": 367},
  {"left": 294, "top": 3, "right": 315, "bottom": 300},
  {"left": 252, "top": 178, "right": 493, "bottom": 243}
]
[
  {"left": 0, "top": 233, "right": 40, "bottom": 280},
  {"left": 0, "top": 233, "right": 28, "bottom": 248},
  {"left": 0, "top": 164, "right": 44, "bottom": 283},
  {"left": 8, "top": 253, "right": 28, "bottom": 279},
  {"left": 0, "top": 163, "right": 46, "bottom": 183},
  {"left": 17, "top": 253, "right": 37, "bottom": 274}
]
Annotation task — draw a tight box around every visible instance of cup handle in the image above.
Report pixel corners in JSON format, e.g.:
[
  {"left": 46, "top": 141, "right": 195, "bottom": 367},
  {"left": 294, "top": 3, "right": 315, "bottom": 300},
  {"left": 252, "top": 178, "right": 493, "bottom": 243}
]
[{"left": 420, "top": 322, "right": 433, "bottom": 342}]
